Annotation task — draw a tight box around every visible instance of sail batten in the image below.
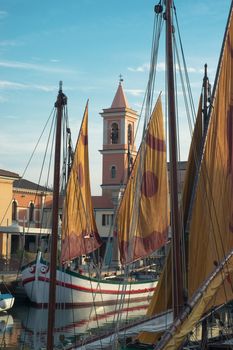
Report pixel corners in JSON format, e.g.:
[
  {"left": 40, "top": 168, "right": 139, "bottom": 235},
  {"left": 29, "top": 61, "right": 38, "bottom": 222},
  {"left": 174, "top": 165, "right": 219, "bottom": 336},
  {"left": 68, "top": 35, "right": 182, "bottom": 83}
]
[
  {"left": 61, "top": 101, "right": 102, "bottom": 263},
  {"left": 116, "top": 96, "right": 169, "bottom": 265}
]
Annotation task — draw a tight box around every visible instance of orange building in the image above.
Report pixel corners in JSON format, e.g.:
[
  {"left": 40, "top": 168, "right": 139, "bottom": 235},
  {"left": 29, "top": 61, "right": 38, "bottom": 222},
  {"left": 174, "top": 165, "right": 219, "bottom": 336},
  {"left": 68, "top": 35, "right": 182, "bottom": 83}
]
[
  {"left": 0, "top": 169, "right": 19, "bottom": 259},
  {"left": 0, "top": 171, "right": 53, "bottom": 260}
]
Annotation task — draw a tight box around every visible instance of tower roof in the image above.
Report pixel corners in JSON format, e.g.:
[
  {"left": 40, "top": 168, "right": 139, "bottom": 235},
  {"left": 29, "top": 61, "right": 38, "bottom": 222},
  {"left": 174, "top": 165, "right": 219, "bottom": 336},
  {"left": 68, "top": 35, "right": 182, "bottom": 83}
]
[{"left": 111, "top": 83, "right": 129, "bottom": 109}]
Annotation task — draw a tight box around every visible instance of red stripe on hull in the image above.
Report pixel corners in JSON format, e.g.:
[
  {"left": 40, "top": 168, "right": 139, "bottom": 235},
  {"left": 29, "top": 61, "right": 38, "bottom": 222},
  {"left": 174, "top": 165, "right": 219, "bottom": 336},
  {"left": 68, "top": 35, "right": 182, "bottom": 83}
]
[{"left": 22, "top": 276, "right": 156, "bottom": 295}]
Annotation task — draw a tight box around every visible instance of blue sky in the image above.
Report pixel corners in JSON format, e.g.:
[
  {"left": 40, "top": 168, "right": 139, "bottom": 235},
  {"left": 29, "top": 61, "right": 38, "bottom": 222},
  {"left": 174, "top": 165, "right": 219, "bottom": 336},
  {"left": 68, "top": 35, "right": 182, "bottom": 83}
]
[{"left": 0, "top": 0, "right": 231, "bottom": 195}]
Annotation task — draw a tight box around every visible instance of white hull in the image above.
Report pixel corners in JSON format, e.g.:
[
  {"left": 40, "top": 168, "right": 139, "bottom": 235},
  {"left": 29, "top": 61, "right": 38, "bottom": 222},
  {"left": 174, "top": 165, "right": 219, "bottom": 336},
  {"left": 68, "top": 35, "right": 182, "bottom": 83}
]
[
  {"left": 21, "top": 253, "right": 157, "bottom": 306},
  {"left": 0, "top": 294, "right": 14, "bottom": 312}
]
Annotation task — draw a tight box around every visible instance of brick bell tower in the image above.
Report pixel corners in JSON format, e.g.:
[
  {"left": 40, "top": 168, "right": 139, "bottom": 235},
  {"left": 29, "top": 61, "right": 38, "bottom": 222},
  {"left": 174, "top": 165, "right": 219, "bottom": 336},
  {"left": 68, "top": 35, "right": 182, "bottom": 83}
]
[{"left": 99, "top": 79, "right": 138, "bottom": 203}]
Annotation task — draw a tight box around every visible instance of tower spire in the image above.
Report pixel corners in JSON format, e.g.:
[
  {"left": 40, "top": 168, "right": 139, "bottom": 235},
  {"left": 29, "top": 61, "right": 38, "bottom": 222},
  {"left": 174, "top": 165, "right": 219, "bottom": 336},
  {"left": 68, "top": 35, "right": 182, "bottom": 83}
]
[{"left": 111, "top": 78, "right": 129, "bottom": 109}]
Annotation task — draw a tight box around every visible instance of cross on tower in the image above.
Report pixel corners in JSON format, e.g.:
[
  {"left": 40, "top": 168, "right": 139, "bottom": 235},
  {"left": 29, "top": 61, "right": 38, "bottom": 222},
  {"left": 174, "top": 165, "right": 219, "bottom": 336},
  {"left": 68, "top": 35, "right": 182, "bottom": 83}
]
[{"left": 119, "top": 74, "right": 124, "bottom": 84}]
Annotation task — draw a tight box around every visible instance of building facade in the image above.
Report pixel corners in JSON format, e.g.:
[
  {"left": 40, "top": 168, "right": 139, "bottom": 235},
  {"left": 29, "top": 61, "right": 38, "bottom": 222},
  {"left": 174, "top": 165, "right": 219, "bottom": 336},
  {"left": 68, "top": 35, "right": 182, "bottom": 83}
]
[{"left": 0, "top": 172, "right": 53, "bottom": 262}]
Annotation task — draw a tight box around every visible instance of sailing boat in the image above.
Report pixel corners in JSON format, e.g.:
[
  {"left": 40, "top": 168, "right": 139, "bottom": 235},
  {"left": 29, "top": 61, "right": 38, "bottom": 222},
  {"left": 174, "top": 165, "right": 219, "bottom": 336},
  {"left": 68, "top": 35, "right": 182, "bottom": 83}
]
[
  {"left": 128, "top": 0, "right": 233, "bottom": 349},
  {"left": 56, "top": 1, "right": 233, "bottom": 349},
  {"left": 21, "top": 84, "right": 164, "bottom": 307}
]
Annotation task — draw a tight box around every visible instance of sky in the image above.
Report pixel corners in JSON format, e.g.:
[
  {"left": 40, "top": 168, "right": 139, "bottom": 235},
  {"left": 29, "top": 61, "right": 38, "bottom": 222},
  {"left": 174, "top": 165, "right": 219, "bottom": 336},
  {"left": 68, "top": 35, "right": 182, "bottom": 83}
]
[{"left": 0, "top": 0, "right": 231, "bottom": 195}]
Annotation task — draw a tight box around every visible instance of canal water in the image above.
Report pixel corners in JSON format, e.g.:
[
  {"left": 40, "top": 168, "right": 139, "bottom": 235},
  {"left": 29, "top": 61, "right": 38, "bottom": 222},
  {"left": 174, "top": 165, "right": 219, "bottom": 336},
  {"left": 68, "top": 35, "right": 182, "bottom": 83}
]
[{"left": 0, "top": 299, "right": 149, "bottom": 349}]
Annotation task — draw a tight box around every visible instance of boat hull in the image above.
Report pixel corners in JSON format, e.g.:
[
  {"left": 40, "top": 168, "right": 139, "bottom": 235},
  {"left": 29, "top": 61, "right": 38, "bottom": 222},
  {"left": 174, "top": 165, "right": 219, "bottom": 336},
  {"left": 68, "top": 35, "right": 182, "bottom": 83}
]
[
  {"left": 21, "top": 255, "right": 157, "bottom": 306},
  {"left": 0, "top": 294, "right": 15, "bottom": 311}
]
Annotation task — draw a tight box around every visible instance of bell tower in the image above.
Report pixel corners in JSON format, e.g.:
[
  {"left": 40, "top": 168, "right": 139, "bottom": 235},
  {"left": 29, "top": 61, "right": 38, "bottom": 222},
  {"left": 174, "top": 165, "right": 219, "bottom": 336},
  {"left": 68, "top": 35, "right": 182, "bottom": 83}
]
[{"left": 99, "top": 79, "right": 138, "bottom": 202}]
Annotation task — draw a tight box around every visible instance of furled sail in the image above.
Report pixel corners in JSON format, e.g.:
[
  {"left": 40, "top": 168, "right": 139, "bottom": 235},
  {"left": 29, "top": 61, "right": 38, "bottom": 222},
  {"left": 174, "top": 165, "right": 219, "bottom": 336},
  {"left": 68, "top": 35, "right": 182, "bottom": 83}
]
[
  {"left": 116, "top": 96, "right": 169, "bottom": 264},
  {"left": 61, "top": 101, "right": 102, "bottom": 263}
]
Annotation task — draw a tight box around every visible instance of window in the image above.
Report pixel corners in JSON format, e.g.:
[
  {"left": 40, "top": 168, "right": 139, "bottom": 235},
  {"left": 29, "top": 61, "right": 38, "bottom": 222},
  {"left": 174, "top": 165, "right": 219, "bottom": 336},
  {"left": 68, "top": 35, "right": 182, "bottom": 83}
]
[
  {"left": 102, "top": 214, "right": 114, "bottom": 226},
  {"left": 111, "top": 123, "right": 119, "bottom": 144},
  {"left": 29, "top": 202, "right": 35, "bottom": 222},
  {"left": 111, "top": 165, "right": 116, "bottom": 179},
  {"left": 128, "top": 124, "right": 132, "bottom": 144},
  {"left": 12, "top": 200, "right": 17, "bottom": 221}
]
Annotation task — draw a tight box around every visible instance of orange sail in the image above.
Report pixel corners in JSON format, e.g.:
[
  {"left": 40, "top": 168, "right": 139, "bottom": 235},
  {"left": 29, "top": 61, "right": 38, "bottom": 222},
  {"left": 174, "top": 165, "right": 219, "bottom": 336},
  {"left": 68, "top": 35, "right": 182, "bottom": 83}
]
[
  {"left": 116, "top": 96, "right": 169, "bottom": 264},
  {"left": 61, "top": 101, "right": 102, "bottom": 263}
]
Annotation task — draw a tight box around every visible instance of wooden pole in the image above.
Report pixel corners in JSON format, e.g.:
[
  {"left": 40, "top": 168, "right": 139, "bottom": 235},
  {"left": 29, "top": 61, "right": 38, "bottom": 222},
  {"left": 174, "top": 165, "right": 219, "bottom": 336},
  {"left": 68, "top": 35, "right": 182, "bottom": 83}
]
[
  {"left": 166, "top": 0, "right": 183, "bottom": 318},
  {"left": 47, "top": 82, "right": 67, "bottom": 350}
]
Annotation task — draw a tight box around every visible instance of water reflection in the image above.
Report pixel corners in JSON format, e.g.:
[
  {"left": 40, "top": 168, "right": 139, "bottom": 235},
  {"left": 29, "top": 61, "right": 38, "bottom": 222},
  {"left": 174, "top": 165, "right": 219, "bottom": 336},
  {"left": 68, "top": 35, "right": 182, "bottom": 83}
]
[
  {"left": 9, "top": 301, "right": 149, "bottom": 349},
  {"left": 0, "top": 312, "right": 15, "bottom": 348}
]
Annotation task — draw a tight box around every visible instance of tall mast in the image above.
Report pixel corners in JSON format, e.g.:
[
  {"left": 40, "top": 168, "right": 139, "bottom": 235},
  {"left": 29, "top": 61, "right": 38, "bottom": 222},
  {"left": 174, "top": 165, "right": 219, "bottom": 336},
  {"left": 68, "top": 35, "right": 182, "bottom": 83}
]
[
  {"left": 47, "top": 81, "right": 67, "bottom": 350},
  {"left": 165, "top": 0, "right": 183, "bottom": 318}
]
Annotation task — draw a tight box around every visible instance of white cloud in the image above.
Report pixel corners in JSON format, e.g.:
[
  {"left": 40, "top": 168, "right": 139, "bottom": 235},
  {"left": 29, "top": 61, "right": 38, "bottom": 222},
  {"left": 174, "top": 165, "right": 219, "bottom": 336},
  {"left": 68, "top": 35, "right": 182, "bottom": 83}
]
[
  {"left": 0, "top": 81, "right": 27, "bottom": 89},
  {"left": 0, "top": 95, "right": 7, "bottom": 103},
  {"left": 0, "top": 59, "right": 75, "bottom": 74},
  {"left": 128, "top": 63, "right": 150, "bottom": 72},
  {"left": 128, "top": 61, "right": 205, "bottom": 74},
  {"left": 125, "top": 89, "right": 144, "bottom": 97},
  {"left": 2, "top": 114, "right": 18, "bottom": 120},
  {"left": 0, "top": 11, "right": 7, "bottom": 18},
  {"left": 32, "top": 84, "right": 57, "bottom": 92},
  {"left": 0, "top": 80, "right": 57, "bottom": 92},
  {"left": 128, "top": 62, "right": 166, "bottom": 73},
  {"left": 0, "top": 40, "right": 21, "bottom": 47},
  {"left": 157, "top": 62, "right": 166, "bottom": 71}
]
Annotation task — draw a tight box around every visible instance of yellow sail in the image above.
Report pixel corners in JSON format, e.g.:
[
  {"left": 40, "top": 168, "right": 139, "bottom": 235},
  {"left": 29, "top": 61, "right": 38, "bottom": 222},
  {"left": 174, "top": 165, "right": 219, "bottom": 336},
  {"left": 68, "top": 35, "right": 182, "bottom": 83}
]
[
  {"left": 61, "top": 101, "right": 102, "bottom": 263},
  {"left": 137, "top": 96, "right": 203, "bottom": 345},
  {"left": 153, "top": 4, "right": 233, "bottom": 349},
  {"left": 188, "top": 5, "right": 233, "bottom": 305},
  {"left": 117, "top": 96, "right": 169, "bottom": 264},
  {"left": 181, "top": 96, "right": 203, "bottom": 228}
]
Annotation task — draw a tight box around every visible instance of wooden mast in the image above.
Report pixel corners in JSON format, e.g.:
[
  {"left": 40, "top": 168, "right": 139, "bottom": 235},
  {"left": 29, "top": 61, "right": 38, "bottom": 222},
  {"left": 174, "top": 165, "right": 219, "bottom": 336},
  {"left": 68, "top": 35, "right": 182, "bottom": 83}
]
[
  {"left": 165, "top": 0, "right": 183, "bottom": 318},
  {"left": 47, "top": 81, "right": 67, "bottom": 350}
]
